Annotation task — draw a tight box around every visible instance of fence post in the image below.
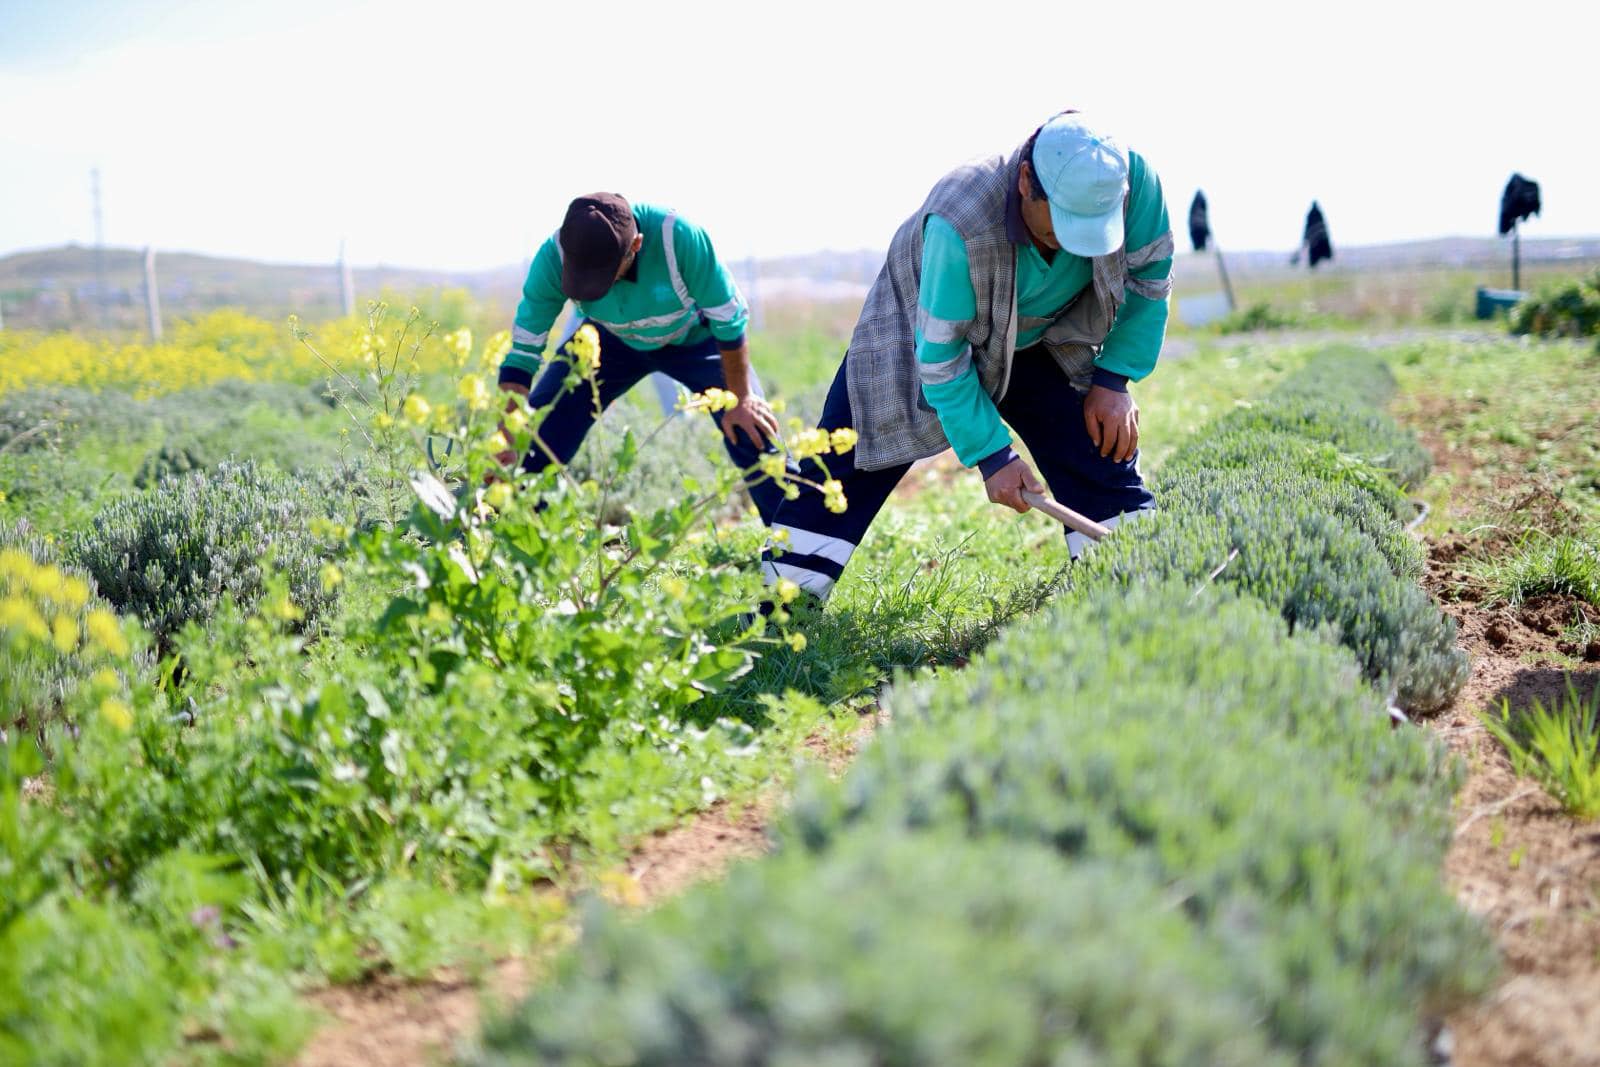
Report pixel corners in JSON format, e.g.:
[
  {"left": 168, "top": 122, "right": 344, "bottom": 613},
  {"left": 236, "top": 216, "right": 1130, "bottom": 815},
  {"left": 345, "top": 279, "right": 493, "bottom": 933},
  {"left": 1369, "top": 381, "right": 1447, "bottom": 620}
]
[
  {"left": 143, "top": 246, "right": 163, "bottom": 342},
  {"left": 339, "top": 239, "right": 355, "bottom": 317}
]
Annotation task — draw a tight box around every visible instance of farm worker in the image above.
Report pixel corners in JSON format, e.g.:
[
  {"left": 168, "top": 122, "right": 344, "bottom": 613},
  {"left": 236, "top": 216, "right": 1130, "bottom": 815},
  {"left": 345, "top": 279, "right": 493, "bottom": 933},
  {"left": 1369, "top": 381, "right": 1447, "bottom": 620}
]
[
  {"left": 495, "top": 192, "right": 792, "bottom": 521},
  {"left": 763, "top": 111, "right": 1172, "bottom": 601}
]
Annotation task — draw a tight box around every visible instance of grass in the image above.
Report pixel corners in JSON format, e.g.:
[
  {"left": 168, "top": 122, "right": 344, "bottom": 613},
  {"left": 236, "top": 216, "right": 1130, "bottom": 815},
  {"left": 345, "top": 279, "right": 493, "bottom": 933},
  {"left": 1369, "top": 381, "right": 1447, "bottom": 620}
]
[
  {"left": 1482, "top": 680, "right": 1600, "bottom": 819},
  {"left": 1469, "top": 529, "right": 1600, "bottom": 607}
]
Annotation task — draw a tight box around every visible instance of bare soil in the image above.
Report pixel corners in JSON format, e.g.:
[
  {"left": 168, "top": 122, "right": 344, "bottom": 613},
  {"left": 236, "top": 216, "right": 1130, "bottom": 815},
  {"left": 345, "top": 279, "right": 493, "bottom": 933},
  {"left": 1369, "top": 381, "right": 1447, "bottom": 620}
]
[{"left": 1416, "top": 488, "right": 1600, "bottom": 1064}]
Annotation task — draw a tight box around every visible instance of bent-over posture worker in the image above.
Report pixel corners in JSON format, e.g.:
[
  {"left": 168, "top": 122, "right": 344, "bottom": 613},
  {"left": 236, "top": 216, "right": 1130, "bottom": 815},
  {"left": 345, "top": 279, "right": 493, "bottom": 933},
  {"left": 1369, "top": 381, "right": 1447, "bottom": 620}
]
[
  {"left": 496, "top": 192, "right": 791, "bottom": 521},
  {"left": 764, "top": 111, "right": 1173, "bottom": 600}
]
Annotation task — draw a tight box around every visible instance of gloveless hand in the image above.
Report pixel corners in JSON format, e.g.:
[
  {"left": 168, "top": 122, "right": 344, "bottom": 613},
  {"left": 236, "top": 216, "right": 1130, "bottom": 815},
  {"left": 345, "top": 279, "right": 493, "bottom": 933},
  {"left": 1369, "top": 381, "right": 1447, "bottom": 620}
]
[
  {"left": 1083, "top": 384, "right": 1140, "bottom": 463},
  {"left": 983, "top": 455, "right": 1045, "bottom": 514},
  {"left": 721, "top": 393, "right": 780, "bottom": 448}
]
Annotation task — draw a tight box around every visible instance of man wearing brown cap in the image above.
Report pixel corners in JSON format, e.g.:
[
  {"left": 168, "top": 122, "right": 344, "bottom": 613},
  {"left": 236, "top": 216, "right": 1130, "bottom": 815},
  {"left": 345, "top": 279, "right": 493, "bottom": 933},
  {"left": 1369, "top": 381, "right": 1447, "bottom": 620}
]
[{"left": 495, "top": 193, "right": 789, "bottom": 521}]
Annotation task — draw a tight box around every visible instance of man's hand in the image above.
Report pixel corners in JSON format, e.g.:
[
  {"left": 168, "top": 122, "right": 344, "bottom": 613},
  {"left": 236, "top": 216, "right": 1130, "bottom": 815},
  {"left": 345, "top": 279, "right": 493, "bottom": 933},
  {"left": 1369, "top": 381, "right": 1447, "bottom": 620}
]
[
  {"left": 984, "top": 456, "right": 1045, "bottom": 514},
  {"left": 721, "top": 393, "right": 780, "bottom": 448},
  {"left": 1083, "top": 384, "right": 1139, "bottom": 463}
]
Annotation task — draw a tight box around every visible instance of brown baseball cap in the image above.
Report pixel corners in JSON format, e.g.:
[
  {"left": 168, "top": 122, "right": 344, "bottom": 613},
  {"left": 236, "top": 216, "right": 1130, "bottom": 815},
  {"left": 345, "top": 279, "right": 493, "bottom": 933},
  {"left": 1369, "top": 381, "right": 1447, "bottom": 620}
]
[{"left": 559, "top": 193, "right": 637, "bottom": 301}]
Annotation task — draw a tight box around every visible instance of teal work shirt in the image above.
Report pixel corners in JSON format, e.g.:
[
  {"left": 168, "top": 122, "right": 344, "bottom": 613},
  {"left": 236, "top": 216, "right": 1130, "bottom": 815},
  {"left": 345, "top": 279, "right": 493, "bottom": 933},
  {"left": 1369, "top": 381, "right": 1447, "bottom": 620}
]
[
  {"left": 498, "top": 203, "right": 748, "bottom": 386},
  {"left": 916, "top": 149, "right": 1171, "bottom": 467}
]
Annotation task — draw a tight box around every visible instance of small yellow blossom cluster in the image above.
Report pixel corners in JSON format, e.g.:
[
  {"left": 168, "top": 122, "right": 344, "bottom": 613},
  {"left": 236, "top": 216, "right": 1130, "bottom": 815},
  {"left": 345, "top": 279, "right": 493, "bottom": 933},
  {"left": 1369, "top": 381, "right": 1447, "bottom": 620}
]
[
  {"left": 822, "top": 478, "right": 847, "bottom": 514},
  {"left": 403, "top": 394, "right": 432, "bottom": 425},
  {"left": 458, "top": 374, "right": 494, "bottom": 412},
  {"left": 1, "top": 549, "right": 134, "bottom": 729},
  {"left": 786, "top": 425, "right": 858, "bottom": 460},
  {"left": 566, "top": 324, "right": 602, "bottom": 376},
  {"left": 680, "top": 387, "right": 740, "bottom": 414},
  {"left": 443, "top": 327, "right": 473, "bottom": 367}
]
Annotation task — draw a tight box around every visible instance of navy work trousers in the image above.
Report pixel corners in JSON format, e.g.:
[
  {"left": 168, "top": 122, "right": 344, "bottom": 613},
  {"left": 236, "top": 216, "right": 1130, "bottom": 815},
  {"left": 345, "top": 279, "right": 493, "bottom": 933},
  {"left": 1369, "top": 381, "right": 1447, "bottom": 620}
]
[
  {"left": 522, "top": 321, "right": 789, "bottom": 524},
  {"left": 762, "top": 345, "right": 1154, "bottom": 598}
]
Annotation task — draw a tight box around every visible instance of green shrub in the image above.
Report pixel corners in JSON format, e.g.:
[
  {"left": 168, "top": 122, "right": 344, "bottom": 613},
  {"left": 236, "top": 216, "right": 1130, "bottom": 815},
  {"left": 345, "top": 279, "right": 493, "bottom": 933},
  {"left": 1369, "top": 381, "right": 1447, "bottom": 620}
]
[
  {"left": 1185, "top": 400, "right": 1431, "bottom": 491},
  {"left": 133, "top": 438, "right": 212, "bottom": 489},
  {"left": 68, "top": 460, "right": 338, "bottom": 646},
  {"left": 481, "top": 585, "right": 1491, "bottom": 1067},
  {"left": 788, "top": 584, "right": 1489, "bottom": 1062},
  {"left": 1215, "top": 301, "right": 1303, "bottom": 334},
  {"left": 476, "top": 831, "right": 1293, "bottom": 1067},
  {"left": 0, "top": 386, "right": 107, "bottom": 454},
  {"left": 1510, "top": 269, "right": 1600, "bottom": 340},
  {"left": 1075, "top": 482, "right": 1465, "bottom": 711}
]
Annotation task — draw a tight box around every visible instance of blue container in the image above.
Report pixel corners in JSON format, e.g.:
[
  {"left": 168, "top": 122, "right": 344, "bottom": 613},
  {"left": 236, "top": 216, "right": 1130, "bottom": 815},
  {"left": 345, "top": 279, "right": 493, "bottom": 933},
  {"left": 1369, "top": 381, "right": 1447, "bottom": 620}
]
[{"left": 1475, "top": 286, "right": 1525, "bottom": 320}]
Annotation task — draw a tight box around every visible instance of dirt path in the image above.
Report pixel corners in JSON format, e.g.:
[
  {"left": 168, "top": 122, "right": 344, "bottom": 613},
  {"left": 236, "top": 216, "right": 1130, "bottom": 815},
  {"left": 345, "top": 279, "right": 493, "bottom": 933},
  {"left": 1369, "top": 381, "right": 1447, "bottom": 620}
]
[
  {"left": 1406, "top": 401, "right": 1600, "bottom": 1067},
  {"left": 292, "top": 707, "right": 886, "bottom": 1067}
]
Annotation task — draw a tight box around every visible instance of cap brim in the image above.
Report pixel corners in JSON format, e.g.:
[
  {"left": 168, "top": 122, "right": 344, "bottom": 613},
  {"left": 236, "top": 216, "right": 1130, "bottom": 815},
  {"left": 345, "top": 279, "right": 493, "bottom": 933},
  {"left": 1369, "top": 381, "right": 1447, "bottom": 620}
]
[
  {"left": 1049, "top": 199, "right": 1124, "bottom": 258},
  {"left": 561, "top": 260, "right": 619, "bottom": 302}
]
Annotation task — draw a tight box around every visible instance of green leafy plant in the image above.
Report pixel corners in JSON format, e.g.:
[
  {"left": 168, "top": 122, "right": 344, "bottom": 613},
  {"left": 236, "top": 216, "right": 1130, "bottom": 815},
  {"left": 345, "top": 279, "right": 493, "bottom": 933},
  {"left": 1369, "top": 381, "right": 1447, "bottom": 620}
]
[
  {"left": 1509, "top": 268, "right": 1600, "bottom": 341},
  {"left": 1482, "top": 681, "right": 1600, "bottom": 818},
  {"left": 67, "top": 459, "right": 339, "bottom": 649}
]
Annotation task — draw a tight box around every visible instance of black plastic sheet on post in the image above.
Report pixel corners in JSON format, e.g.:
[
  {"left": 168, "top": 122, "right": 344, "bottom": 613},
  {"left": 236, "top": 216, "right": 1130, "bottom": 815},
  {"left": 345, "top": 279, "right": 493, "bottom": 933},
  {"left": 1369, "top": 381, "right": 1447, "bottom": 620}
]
[
  {"left": 1188, "top": 190, "right": 1211, "bottom": 253},
  {"left": 1302, "top": 201, "right": 1333, "bottom": 269},
  {"left": 1499, "top": 174, "right": 1541, "bottom": 235}
]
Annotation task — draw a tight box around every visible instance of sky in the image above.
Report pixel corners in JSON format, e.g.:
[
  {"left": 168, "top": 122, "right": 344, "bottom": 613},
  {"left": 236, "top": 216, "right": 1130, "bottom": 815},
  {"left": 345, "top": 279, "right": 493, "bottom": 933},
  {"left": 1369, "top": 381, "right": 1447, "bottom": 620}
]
[{"left": 1, "top": 0, "right": 1595, "bottom": 271}]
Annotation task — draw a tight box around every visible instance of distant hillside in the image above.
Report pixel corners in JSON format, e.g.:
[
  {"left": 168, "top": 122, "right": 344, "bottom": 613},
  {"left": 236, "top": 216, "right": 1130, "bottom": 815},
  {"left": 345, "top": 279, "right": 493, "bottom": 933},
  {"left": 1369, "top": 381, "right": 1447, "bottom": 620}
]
[
  {"left": 2, "top": 235, "right": 1597, "bottom": 332},
  {"left": 0, "top": 244, "right": 522, "bottom": 331}
]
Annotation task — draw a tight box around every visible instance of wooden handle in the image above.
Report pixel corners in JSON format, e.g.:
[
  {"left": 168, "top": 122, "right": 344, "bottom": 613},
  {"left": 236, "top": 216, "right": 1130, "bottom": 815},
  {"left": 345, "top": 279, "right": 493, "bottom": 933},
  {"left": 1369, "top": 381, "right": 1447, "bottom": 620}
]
[{"left": 1021, "top": 491, "right": 1112, "bottom": 541}]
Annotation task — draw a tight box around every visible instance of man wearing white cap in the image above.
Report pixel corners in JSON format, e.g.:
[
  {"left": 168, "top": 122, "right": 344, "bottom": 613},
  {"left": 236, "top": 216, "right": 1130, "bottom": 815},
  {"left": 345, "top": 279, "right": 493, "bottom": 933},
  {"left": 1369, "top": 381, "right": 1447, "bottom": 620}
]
[{"left": 762, "top": 111, "right": 1173, "bottom": 601}]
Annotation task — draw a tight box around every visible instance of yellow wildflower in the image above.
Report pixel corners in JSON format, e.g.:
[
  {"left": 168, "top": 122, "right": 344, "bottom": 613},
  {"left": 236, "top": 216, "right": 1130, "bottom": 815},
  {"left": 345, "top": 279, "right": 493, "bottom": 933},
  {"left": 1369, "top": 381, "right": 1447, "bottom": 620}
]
[
  {"left": 829, "top": 427, "right": 859, "bottom": 454},
  {"left": 267, "top": 595, "right": 304, "bottom": 623},
  {"left": 458, "top": 374, "right": 493, "bottom": 411},
  {"left": 373, "top": 411, "right": 394, "bottom": 430},
  {"left": 775, "top": 578, "right": 800, "bottom": 604},
  {"left": 567, "top": 324, "right": 602, "bottom": 375},
  {"left": 758, "top": 453, "right": 788, "bottom": 480},
  {"left": 484, "top": 481, "right": 514, "bottom": 511},
  {"left": 52, "top": 614, "right": 78, "bottom": 654},
  {"left": 91, "top": 668, "right": 120, "bottom": 691},
  {"left": 790, "top": 428, "right": 832, "bottom": 459},
  {"left": 770, "top": 397, "right": 787, "bottom": 414},
  {"left": 85, "top": 608, "right": 128, "bottom": 657},
  {"left": 99, "top": 697, "right": 133, "bottom": 732},
  {"left": 426, "top": 601, "right": 452, "bottom": 625},
  {"left": 403, "top": 394, "right": 432, "bottom": 425},
  {"left": 660, "top": 575, "right": 688, "bottom": 600},
  {"left": 703, "top": 387, "right": 739, "bottom": 412},
  {"left": 484, "top": 329, "right": 512, "bottom": 364},
  {"left": 445, "top": 328, "right": 473, "bottom": 366},
  {"left": 503, "top": 406, "right": 529, "bottom": 434},
  {"left": 320, "top": 563, "right": 344, "bottom": 592},
  {"left": 822, "top": 479, "right": 848, "bottom": 514},
  {"left": 786, "top": 632, "right": 807, "bottom": 652},
  {"left": 59, "top": 576, "right": 91, "bottom": 610}
]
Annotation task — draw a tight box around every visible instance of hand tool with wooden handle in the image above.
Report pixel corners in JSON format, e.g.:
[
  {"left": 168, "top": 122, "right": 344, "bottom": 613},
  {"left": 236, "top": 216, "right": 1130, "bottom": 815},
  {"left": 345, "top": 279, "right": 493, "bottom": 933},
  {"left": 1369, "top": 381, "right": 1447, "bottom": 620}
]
[{"left": 1020, "top": 490, "right": 1111, "bottom": 541}]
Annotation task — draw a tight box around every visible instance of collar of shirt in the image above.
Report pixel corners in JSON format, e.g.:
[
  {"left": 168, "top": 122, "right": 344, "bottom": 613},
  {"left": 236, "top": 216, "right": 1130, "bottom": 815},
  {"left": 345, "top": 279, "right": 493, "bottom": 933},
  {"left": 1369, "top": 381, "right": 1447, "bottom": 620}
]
[{"left": 1004, "top": 176, "right": 1030, "bottom": 247}]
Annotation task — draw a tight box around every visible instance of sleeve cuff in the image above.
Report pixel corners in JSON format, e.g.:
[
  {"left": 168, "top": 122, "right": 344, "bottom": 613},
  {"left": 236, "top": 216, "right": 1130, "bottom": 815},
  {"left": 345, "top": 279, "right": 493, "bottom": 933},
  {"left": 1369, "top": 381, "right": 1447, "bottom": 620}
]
[
  {"left": 498, "top": 364, "right": 535, "bottom": 390},
  {"left": 1091, "top": 367, "right": 1130, "bottom": 393},
  {"left": 714, "top": 331, "right": 747, "bottom": 352},
  {"left": 977, "top": 445, "right": 1021, "bottom": 480}
]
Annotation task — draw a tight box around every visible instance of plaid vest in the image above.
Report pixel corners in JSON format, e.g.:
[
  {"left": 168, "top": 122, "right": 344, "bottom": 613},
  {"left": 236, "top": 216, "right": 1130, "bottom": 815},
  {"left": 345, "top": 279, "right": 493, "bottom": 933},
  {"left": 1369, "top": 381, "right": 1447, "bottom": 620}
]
[{"left": 845, "top": 145, "right": 1173, "bottom": 471}]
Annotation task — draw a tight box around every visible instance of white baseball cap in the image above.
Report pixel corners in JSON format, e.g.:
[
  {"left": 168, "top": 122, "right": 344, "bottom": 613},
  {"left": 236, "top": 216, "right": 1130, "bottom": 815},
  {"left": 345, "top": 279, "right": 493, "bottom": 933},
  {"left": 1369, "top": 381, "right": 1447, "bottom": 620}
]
[{"left": 1031, "top": 113, "right": 1129, "bottom": 257}]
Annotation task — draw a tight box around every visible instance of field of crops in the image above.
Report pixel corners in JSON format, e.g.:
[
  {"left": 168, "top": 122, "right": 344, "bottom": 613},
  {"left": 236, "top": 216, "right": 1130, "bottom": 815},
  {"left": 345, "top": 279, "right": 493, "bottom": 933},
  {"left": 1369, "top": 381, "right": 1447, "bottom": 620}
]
[{"left": 2, "top": 280, "right": 1598, "bottom": 1065}]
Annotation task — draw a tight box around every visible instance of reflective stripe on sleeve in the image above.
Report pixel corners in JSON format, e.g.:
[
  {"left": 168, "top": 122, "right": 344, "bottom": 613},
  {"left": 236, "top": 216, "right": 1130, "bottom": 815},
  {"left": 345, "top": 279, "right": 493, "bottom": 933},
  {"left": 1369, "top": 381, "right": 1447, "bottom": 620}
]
[
  {"left": 917, "top": 346, "right": 974, "bottom": 386},
  {"left": 916, "top": 305, "right": 972, "bottom": 345}
]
